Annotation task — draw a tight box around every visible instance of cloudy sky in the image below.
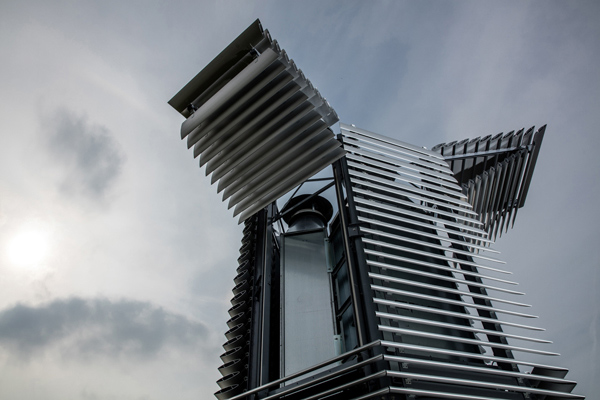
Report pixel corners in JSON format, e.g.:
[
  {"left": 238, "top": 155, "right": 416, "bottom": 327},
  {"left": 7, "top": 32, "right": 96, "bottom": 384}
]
[{"left": 0, "top": 1, "right": 598, "bottom": 399}]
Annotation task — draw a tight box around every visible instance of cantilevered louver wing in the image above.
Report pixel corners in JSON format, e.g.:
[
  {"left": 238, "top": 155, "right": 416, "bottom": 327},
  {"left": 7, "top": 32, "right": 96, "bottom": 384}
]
[
  {"left": 432, "top": 126, "right": 545, "bottom": 241},
  {"left": 169, "top": 19, "right": 344, "bottom": 224}
]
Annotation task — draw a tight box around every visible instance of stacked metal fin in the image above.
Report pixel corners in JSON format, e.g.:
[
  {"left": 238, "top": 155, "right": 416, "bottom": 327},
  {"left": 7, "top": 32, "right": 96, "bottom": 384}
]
[
  {"left": 431, "top": 126, "right": 545, "bottom": 242},
  {"left": 340, "top": 123, "right": 581, "bottom": 400},
  {"left": 214, "top": 217, "right": 258, "bottom": 399},
  {"left": 169, "top": 19, "right": 344, "bottom": 224}
]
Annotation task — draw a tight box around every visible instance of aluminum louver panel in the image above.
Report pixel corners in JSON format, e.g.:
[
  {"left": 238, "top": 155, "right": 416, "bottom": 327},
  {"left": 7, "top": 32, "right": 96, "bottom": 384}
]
[
  {"left": 431, "top": 126, "right": 545, "bottom": 241},
  {"left": 169, "top": 19, "right": 344, "bottom": 224},
  {"left": 215, "top": 340, "right": 583, "bottom": 400},
  {"left": 340, "top": 123, "right": 580, "bottom": 399},
  {"left": 214, "top": 217, "right": 258, "bottom": 400}
]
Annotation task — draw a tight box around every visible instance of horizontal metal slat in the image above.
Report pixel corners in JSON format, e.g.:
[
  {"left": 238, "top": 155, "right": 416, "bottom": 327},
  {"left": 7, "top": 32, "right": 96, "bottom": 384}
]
[
  {"left": 361, "top": 226, "right": 504, "bottom": 265},
  {"left": 260, "top": 356, "right": 384, "bottom": 400},
  {"left": 224, "top": 340, "right": 384, "bottom": 400},
  {"left": 363, "top": 236, "right": 508, "bottom": 275},
  {"left": 386, "top": 371, "right": 583, "bottom": 399},
  {"left": 387, "top": 386, "right": 580, "bottom": 400},
  {"left": 345, "top": 150, "right": 460, "bottom": 189},
  {"left": 373, "top": 298, "right": 543, "bottom": 331},
  {"left": 370, "top": 284, "right": 536, "bottom": 318},
  {"left": 352, "top": 185, "right": 483, "bottom": 227},
  {"left": 354, "top": 197, "right": 488, "bottom": 236},
  {"left": 349, "top": 387, "right": 390, "bottom": 400},
  {"left": 386, "top": 387, "right": 511, "bottom": 400},
  {"left": 341, "top": 123, "right": 448, "bottom": 163},
  {"left": 343, "top": 141, "right": 457, "bottom": 183},
  {"left": 367, "top": 259, "right": 525, "bottom": 296},
  {"left": 356, "top": 207, "right": 492, "bottom": 244},
  {"left": 380, "top": 322, "right": 554, "bottom": 355},
  {"left": 375, "top": 311, "right": 547, "bottom": 343},
  {"left": 363, "top": 245, "right": 514, "bottom": 280},
  {"left": 348, "top": 166, "right": 475, "bottom": 212},
  {"left": 300, "top": 371, "right": 386, "bottom": 400},
  {"left": 385, "top": 356, "right": 574, "bottom": 385},
  {"left": 381, "top": 341, "right": 568, "bottom": 371},
  {"left": 347, "top": 163, "right": 473, "bottom": 210},
  {"left": 379, "top": 326, "right": 558, "bottom": 356},
  {"left": 368, "top": 272, "right": 529, "bottom": 307},
  {"left": 342, "top": 133, "right": 447, "bottom": 166},
  {"left": 358, "top": 215, "right": 497, "bottom": 252}
]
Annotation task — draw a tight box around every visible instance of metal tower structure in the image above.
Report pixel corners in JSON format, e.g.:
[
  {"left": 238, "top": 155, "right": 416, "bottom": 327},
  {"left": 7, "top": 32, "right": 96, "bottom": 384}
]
[{"left": 169, "top": 19, "right": 583, "bottom": 400}]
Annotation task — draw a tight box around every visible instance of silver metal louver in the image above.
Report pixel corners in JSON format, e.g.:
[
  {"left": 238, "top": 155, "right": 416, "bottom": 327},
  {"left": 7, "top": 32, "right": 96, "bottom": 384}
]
[
  {"left": 431, "top": 126, "right": 545, "bottom": 241},
  {"left": 168, "top": 19, "right": 344, "bottom": 224},
  {"left": 339, "top": 123, "right": 581, "bottom": 400}
]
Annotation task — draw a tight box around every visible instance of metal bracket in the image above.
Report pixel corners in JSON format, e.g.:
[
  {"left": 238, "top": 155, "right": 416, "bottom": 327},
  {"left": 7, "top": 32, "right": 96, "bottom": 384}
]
[
  {"left": 325, "top": 238, "right": 334, "bottom": 272},
  {"left": 348, "top": 223, "right": 362, "bottom": 238}
]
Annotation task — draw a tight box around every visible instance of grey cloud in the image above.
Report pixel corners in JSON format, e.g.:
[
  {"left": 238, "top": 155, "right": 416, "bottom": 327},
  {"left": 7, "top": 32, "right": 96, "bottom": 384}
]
[
  {"left": 45, "top": 109, "right": 124, "bottom": 200},
  {"left": 0, "top": 297, "right": 209, "bottom": 360}
]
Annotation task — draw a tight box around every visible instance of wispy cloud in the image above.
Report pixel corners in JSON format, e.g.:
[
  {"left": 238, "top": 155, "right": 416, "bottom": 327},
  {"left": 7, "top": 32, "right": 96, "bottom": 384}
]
[
  {"left": 0, "top": 297, "right": 209, "bottom": 361},
  {"left": 44, "top": 109, "right": 125, "bottom": 201}
]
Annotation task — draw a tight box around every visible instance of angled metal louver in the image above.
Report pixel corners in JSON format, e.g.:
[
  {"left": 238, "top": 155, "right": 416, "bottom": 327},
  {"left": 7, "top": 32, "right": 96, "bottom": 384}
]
[
  {"left": 214, "top": 216, "right": 258, "bottom": 399},
  {"left": 432, "top": 126, "right": 545, "bottom": 241},
  {"left": 169, "top": 19, "right": 344, "bottom": 224},
  {"left": 338, "top": 123, "right": 581, "bottom": 400}
]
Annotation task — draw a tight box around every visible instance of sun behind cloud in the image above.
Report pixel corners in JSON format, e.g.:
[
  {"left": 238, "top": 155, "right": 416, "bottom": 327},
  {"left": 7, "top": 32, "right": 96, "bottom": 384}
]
[{"left": 7, "top": 228, "right": 49, "bottom": 267}]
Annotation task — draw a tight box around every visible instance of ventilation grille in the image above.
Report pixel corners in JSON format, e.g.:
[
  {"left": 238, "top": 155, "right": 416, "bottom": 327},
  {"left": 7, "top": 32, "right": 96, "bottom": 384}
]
[
  {"left": 431, "top": 126, "right": 545, "bottom": 242},
  {"left": 340, "top": 123, "right": 581, "bottom": 400},
  {"left": 169, "top": 19, "right": 344, "bottom": 224}
]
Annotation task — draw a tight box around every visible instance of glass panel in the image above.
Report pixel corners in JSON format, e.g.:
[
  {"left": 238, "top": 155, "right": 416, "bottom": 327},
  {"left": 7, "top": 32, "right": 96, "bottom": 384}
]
[
  {"left": 335, "top": 261, "right": 350, "bottom": 306},
  {"left": 341, "top": 305, "right": 358, "bottom": 352}
]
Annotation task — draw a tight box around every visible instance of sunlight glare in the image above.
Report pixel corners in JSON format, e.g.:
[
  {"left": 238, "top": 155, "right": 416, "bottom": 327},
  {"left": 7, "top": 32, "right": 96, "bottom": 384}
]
[{"left": 7, "top": 229, "right": 49, "bottom": 266}]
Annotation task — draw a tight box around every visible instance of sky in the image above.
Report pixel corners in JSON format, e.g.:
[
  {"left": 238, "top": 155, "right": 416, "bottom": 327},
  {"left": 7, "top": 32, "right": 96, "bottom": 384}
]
[{"left": 0, "top": 1, "right": 598, "bottom": 399}]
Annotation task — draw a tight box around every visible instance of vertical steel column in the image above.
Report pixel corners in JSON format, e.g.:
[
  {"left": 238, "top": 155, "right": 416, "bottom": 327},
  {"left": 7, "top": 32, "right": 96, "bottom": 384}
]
[
  {"left": 332, "top": 156, "right": 382, "bottom": 346},
  {"left": 247, "top": 207, "right": 273, "bottom": 391},
  {"left": 259, "top": 204, "right": 276, "bottom": 386},
  {"left": 333, "top": 154, "right": 391, "bottom": 395}
]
